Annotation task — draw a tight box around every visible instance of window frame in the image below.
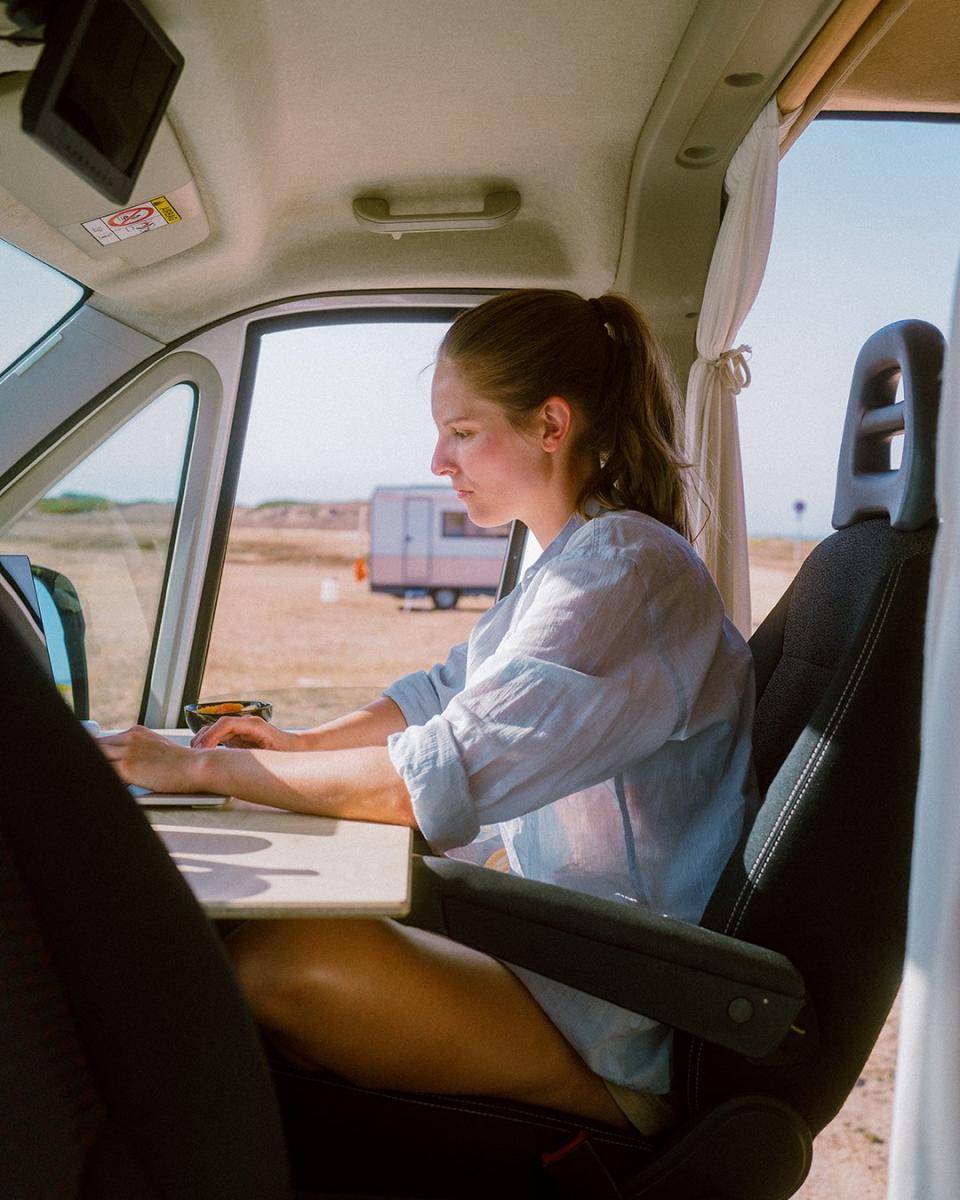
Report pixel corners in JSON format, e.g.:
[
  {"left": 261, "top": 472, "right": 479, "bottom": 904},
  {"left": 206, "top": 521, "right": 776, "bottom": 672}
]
[
  {"left": 179, "top": 304, "right": 468, "bottom": 721},
  {"left": 0, "top": 353, "right": 212, "bottom": 723},
  {"left": 2, "top": 289, "right": 509, "bottom": 728}
]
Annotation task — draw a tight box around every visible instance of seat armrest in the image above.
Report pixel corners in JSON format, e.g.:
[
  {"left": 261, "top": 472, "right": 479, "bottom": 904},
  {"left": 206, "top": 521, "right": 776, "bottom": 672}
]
[{"left": 405, "top": 856, "right": 806, "bottom": 1057}]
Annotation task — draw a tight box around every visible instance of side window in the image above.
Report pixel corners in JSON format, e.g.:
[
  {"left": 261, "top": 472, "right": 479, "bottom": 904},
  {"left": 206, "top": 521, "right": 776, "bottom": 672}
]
[
  {"left": 739, "top": 118, "right": 960, "bottom": 631},
  {"left": 0, "top": 384, "right": 195, "bottom": 725},
  {"left": 202, "top": 318, "right": 510, "bottom": 727},
  {"left": 0, "top": 238, "right": 85, "bottom": 376}
]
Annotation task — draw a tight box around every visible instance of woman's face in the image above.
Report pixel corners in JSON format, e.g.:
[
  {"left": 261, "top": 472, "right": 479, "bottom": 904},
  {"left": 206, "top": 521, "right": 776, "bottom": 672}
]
[{"left": 430, "top": 357, "right": 551, "bottom": 530}]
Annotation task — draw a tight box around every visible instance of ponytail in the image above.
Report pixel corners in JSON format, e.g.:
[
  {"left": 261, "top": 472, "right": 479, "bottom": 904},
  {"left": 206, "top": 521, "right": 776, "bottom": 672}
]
[
  {"left": 580, "top": 293, "right": 692, "bottom": 540},
  {"left": 439, "top": 289, "right": 694, "bottom": 541}
]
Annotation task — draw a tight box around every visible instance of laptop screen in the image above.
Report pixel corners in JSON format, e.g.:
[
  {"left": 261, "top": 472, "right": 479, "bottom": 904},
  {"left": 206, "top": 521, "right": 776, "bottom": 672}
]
[{"left": 0, "top": 553, "right": 54, "bottom": 679}]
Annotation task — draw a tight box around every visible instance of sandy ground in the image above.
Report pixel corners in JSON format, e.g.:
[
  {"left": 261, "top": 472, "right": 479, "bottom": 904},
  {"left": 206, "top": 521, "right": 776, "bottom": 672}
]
[{"left": 0, "top": 509, "right": 896, "bottom": 1195}]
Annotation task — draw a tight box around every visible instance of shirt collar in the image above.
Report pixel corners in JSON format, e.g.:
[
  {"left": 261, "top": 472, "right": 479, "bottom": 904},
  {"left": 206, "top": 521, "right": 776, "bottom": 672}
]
[{"left": 521, "top": 508, "right": 589, "bottom": 584}]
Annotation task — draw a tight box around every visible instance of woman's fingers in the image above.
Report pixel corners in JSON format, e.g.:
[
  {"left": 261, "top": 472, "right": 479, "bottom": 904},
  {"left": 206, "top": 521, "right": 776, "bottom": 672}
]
[
  {"left": 97, "top": 725, "right": 196, "bottom": 790},
  {"left": 191, "top": 715, "right": 273, "bottom": 750},
  {"left": 98, "top": 724, "right": 162, "bottom": 762}
]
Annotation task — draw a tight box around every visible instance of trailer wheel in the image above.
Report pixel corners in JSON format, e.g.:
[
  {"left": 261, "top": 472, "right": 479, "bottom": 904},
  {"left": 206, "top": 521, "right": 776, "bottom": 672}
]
[{"left": 431, "top": 588, "right": 460, "bottom": 610}]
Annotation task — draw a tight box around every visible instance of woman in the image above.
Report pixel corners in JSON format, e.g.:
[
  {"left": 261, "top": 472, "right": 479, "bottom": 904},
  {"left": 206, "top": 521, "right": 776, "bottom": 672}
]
[{"left": 100, "top": 289, "right": 757, "bottom": 1135}]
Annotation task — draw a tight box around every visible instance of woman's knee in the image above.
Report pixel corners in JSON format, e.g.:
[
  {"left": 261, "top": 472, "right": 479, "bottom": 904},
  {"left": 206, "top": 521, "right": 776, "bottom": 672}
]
[
  {"left": 224, "top": 921, "right": 291, "bottom": 1023},
  {"left": 226, "top": 919, "right": 327, "bottom": 1024},
  {"left": 225, "top": 918, "right": 386, "bottom": 1027}
]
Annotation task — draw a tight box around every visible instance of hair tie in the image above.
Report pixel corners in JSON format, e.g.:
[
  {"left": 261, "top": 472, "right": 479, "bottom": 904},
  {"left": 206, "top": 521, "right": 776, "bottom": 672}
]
[{"left": 587, "top": 297, "right": 608, "bottom": 326}]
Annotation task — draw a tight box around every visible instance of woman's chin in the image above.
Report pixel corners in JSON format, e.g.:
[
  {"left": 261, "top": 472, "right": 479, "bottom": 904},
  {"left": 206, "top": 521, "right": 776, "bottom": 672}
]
[{"left": 466, "top": 504, "right": 504, "bottom": 528}]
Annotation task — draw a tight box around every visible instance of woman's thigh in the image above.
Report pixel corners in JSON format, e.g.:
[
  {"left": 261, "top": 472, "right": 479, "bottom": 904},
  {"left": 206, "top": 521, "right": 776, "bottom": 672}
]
[{"left": 226, "top": 917, "right": 629, "bottom": 1129}]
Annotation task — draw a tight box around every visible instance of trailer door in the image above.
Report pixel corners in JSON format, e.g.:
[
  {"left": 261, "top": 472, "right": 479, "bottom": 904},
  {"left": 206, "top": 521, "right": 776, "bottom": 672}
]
[{"left": 403, "top": 497, "right": 432, "bottom": 583}]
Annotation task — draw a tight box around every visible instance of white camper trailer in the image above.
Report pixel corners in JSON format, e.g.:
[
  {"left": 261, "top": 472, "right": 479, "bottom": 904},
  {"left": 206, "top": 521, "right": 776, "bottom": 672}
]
[{"left": 368, "top": 486, "right": 510, "bottom": 609}]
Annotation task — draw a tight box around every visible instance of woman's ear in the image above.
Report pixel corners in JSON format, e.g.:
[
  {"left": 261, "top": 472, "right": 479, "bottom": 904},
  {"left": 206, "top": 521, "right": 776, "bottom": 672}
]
[{"left": 538, "top": 396, "right": 574, "bottom": 452}]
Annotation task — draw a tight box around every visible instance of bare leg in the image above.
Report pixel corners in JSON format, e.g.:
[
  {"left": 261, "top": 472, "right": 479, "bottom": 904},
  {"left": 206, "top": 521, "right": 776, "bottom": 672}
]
[{"left": 226, "top": 917, "right": 630, "bottom": 1129}]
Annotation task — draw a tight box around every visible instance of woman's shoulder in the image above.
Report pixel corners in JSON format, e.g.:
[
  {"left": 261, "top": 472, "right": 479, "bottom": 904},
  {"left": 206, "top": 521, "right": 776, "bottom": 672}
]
[{"left": 565, "top": 508, "right": 703, "bottom": 576}]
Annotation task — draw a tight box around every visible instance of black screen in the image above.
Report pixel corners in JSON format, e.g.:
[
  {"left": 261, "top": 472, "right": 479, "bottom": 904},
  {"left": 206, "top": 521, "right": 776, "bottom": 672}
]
[
  {"left": 0, "top": 554, "right": 52, "bottom": 677},
  {"left": 22, "top": 0, "right": 184, "bottom": 204}
]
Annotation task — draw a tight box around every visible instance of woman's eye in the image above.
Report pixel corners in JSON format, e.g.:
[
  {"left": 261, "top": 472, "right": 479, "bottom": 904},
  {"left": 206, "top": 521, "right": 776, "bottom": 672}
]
[{"left": 452, "top": 429, "right": 470, "bottom": 440}]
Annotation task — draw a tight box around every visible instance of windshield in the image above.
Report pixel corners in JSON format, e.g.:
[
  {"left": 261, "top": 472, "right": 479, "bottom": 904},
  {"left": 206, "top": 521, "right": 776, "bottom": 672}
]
[{"left": 0, "top": 239, "right": 86, "bottom": 377}]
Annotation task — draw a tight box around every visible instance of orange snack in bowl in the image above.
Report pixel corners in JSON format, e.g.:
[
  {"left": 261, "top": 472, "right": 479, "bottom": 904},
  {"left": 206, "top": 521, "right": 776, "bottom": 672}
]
[{"left": 197, "top": 701, "right": 246, "bottom": 715}]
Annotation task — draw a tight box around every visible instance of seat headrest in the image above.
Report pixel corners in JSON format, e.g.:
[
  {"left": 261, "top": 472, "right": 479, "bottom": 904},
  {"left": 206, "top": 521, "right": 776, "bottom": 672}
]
[{"left": 832, "top": 320, "right": 944, "bottom": 531}]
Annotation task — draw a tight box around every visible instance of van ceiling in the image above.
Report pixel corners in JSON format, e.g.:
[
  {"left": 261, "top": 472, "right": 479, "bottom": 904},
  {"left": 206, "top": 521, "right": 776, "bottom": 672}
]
[{"left": 0, "top": 0, "right": 888, "bottom": 348}]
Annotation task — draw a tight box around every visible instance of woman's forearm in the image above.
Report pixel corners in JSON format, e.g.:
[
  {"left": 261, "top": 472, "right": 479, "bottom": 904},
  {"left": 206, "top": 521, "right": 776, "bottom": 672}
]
[
  {"left": 296, "top": 696, "right": 408, "bottom": 750},
  {"left": 195, "top": 742, "right": 417, "bottom": 826}
]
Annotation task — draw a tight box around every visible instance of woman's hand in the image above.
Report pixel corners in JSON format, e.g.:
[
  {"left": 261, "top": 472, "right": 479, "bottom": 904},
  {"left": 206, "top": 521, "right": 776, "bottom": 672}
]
[
  {"left": 98, "top": 725, "right": 206, "bottom": 793},
  {"left": 190, "top": 715, "right": 301, "bottom": 751}
]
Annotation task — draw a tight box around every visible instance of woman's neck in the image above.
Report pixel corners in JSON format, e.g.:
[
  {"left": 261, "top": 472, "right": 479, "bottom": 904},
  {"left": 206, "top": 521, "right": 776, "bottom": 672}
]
[{"left": 526, "top": 457, "right": 593, "bottom": 545}]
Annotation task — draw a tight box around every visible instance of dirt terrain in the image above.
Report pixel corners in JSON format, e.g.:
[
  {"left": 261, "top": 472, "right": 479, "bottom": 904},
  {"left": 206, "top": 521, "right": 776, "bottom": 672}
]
[{"left": 0, "top": 505, "right": 896, "bottom": 1195}]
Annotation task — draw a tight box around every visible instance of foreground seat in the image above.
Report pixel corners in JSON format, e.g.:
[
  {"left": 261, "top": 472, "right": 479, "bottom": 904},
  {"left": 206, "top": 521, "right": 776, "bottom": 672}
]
[
  {"left": 0, "top": 622, "right": 292, "bottom": 1198},
  {"left": 273, "top": 319, "right": 943, "bottom": 1199}
]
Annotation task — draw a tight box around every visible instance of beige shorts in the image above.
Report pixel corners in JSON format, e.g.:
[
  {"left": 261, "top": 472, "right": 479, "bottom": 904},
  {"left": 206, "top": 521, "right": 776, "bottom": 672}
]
[{"left": 602, "top": 1080, "right": 679, "bottom": 1136}]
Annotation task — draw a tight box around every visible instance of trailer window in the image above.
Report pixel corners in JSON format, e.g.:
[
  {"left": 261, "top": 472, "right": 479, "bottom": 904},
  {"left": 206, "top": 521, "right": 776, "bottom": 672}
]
[
  {"left": 442, "top": 512, "right": 510, "bottom": 539},
  {"left": 202, "top": 317, "right": 510, "bottom": 728}
]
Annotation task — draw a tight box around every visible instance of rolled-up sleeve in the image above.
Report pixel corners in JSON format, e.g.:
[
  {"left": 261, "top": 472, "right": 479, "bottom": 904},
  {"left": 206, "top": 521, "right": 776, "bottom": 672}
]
[
  {"left": 383, "top": 641, "right": 469, "bottom": 727},
  {"left": 388, "top": 546, "right": 720, "bottom": 852}
]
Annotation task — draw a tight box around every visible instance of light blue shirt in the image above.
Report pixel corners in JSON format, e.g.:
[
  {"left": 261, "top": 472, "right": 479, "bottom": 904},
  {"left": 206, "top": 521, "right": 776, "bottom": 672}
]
[{"left": 385, "top": 509, "right": 757, "bottom": 1093}]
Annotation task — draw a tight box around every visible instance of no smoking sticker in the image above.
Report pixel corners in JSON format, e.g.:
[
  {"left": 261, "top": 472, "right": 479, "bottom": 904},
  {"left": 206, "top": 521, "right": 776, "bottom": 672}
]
[{"left": 82, "top": 196, "right": 182, "bottom": 246}]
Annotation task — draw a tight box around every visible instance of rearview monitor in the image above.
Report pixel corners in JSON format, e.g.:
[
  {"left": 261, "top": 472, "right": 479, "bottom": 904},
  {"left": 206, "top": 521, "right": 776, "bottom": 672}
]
[
  {"left": 0, "top": 553, "right": 53, "bottom": 679},
  {"left": 21, "top": 0, "right": 184, "bottom": 205}
]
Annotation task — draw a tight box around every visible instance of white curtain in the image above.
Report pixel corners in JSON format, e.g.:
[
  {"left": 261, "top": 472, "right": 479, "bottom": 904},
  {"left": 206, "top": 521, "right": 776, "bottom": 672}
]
[
  {"left": 684, "top": 99, "right": 798, "bottom": 636},
  {"left": 887, "top": 263, "right": 960, "bottom": 1200}
]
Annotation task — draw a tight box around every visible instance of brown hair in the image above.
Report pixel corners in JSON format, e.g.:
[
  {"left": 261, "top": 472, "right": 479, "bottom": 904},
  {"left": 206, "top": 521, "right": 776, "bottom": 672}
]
[{"left": 438, "top": 289, "right": 692, "bottom": 540}]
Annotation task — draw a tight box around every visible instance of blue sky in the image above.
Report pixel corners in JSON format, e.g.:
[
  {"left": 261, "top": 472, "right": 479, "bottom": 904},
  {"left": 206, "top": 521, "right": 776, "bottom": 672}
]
[
  {"left": 0, "top": 241, "right": 84, "bottom": 376},
  {"left": 739, "top": 117, "right": 960, "bottom": 535}
]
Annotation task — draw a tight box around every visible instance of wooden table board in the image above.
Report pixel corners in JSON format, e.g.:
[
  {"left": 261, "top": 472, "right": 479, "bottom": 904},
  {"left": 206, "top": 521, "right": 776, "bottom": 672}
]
[{"left": 146, "top": 803, "right": 412, "bottom": 919}]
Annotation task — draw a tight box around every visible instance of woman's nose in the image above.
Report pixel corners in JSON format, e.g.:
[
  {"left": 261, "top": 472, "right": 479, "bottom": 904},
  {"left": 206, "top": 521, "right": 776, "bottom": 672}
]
[{"left": 431, "top": 441, "right": 453, "bottom": 477}]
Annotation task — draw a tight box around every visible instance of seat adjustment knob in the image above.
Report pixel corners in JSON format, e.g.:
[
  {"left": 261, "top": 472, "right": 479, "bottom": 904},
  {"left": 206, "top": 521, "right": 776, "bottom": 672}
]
[{"left": 728, "top": 997, "right": 754, "bottom": 1024}]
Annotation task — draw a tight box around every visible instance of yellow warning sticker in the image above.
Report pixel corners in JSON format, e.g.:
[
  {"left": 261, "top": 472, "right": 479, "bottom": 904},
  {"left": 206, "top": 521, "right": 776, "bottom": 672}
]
[
  {"left": 82, "top": 196, "right": 182, "bottom": 246},
  {"left": 151, "top": 195, "right": 181, "bottom": 224}
]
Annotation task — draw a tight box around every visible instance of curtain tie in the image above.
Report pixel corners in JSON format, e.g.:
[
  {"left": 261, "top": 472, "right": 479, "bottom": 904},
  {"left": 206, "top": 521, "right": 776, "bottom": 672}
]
[{"left": 707, "top": 345, "right": 752, "bottom": 395}]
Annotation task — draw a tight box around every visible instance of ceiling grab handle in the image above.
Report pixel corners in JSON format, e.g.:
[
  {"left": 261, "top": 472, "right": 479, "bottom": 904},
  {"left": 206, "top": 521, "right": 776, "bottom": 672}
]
[{"left": 352, "top": 190, "right": 520, "bottom": 238}]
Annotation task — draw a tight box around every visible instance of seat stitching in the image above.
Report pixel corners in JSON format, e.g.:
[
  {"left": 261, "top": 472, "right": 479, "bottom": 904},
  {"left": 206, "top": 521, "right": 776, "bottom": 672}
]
[
  {"left": 725, "top": 567, "right": 897, "bottom": 931},
  {"left": 275, "top": 1071, "right": 646, "bottom": 1147},
  {"left": 734, "top": 556, "right": 902, "bottom": 940},
  {"left": 723, "top": 567, "right": 900, "bottom": 937},
  {"left": 729, "top": 562, "right": 901, "bottom": 939},
  {"left": 687, "top": 1040, "right": 702, "bottom": 1113},
  {"left": 690, "top": 564, "right": 902, "bottom": 1110}
]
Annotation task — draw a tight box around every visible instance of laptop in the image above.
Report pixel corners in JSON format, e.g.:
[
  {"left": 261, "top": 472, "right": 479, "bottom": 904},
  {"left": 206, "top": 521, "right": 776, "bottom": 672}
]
[
  {"left": 1, "top": 553, "right": 227, "bottom": 809},
  {"left": 126, "top": 781, "right": 229, "bottom": 809}
]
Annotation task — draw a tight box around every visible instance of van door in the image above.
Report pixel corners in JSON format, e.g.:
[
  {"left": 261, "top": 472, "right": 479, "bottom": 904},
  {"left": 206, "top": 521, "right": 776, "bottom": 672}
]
[{"left": 402, "top": 497, "right": 432, "bottom": 583}]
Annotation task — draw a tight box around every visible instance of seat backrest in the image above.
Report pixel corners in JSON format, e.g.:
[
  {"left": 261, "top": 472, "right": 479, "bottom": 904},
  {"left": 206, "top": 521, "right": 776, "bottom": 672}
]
[
  {"left": 676, "top": 320, "right": 944, "bottom": 1136},
  {"left": 0, "top": 613, "right": 291, "bottom": 1199}
]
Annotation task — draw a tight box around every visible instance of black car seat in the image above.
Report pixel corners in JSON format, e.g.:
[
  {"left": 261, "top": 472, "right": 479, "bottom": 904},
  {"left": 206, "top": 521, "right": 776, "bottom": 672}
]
[
  {"left": 0, "top": 619, "right": 292, "bottom": 1199},
  {"left": 271, "top": 319, "right": 943, "bottom": 1200}
]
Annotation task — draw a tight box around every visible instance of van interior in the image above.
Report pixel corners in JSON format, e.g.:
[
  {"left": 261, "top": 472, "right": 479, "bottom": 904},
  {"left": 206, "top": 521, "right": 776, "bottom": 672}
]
[{"left": 1, "top": 1, "right": 958, "bottom": 1197}]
